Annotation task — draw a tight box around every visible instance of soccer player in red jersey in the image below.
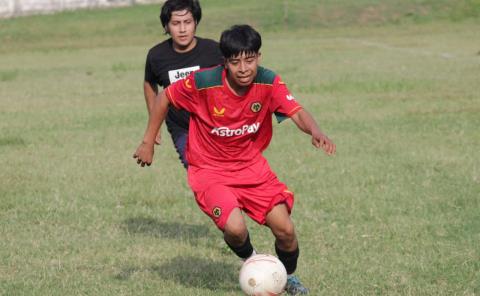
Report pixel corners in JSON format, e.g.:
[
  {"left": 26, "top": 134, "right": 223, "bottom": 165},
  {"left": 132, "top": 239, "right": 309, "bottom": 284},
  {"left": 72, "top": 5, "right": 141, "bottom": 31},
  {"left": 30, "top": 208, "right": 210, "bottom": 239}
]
[{"left": 134, "top": 24, "right": 336, "bottom": 295}]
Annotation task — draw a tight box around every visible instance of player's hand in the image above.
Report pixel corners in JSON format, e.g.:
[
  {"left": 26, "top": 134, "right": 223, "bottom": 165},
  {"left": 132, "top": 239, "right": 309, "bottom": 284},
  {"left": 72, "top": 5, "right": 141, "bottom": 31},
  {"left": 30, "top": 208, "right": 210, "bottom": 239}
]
[
  {"left": 133, "top": 141, "right": 155, "bottom": 167},
  {"left": 312, "top": 131, "right": 336, "bottom": 155},
  {"left": 155, "top": 131, "right": 161, "bottom": 145}
]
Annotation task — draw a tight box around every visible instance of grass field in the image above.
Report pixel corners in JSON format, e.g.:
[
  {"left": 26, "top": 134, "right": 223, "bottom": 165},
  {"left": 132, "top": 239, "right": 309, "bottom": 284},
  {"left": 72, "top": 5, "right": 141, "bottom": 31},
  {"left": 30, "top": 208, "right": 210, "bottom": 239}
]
[{"left": 1, "top": 0, "right": 479, "bottom": 295}]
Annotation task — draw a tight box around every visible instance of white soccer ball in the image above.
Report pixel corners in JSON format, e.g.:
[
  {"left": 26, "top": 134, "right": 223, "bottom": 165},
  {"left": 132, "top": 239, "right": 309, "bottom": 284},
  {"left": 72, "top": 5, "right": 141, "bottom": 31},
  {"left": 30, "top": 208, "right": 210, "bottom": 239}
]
[{"left": 239, "top": 254, "right": 287, "bottom": 296}]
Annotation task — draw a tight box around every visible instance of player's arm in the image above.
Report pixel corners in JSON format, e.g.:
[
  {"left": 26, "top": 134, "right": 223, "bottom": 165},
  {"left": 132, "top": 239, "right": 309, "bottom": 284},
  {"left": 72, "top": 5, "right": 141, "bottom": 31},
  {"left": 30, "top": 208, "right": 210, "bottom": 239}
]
[
  {"left": 133, "top": 91, "right": 170, "bottom": 167},
  {"left": 144, "top": 81, "right": 158, "bottom": 113},
  {"left": 144, "top": 81, "right": 162, "bottom": 145},
  {"left": 290, "top": 109, "right": 336, "bottom": 155}
]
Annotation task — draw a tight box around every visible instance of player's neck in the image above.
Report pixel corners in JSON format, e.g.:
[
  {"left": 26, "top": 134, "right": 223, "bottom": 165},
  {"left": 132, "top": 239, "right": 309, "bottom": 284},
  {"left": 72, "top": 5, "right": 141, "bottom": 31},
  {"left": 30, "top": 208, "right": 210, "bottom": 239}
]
[
  {"left": 172, "top": 37, "right": 197, "bottom": 53},
  {"left": 225, "top": 74, "right": 249, "bottom": 97}
]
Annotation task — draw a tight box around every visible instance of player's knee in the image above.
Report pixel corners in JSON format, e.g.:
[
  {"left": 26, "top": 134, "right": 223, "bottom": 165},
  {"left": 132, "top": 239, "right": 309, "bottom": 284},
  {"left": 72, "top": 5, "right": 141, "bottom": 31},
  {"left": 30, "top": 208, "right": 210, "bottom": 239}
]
[
  {"left": 224, "top": 228, "right": 248, "bottom": 245},
  {"left": 225, "top": 221, "right": 247, "bottom": 238},
  {"left": 224, "top": 211, "right": 248, "bottom": 243},
  {"left": 272, "top": 221, "right": 296, "bottom": 242}
]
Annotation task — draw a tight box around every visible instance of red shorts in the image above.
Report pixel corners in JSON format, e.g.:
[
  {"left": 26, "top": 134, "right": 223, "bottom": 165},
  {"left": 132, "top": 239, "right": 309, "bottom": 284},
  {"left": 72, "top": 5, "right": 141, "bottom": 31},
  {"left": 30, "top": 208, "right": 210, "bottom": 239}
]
[{"left": 187, "top": 158, "right": 294, "bottom": 230}]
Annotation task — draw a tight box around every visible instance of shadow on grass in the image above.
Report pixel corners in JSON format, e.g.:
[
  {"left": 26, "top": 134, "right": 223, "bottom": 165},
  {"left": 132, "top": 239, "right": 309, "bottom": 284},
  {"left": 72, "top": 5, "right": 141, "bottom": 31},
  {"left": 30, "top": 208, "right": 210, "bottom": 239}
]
[
  {"left": 0, "top": 136, "right": 26, "bottom": 147},
  {"left": 122, "top": 217, "right": 211, "bottom": 245},
  {"left": 116, "top": 255, "right": 238, "bottom": 291}
]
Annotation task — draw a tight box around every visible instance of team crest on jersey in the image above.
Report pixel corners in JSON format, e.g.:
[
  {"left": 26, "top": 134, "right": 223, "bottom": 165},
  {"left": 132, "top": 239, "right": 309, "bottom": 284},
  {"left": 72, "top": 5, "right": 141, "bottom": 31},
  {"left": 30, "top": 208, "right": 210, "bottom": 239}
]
[
  {"left": 213, "top": 106, "right": 225, "bottom": 117},
  {"left": 212, "top": 207, "right": 222, "bottom": 218},
  {"left": 250, "top": 102, "right": 262, "bottom": 113},
  {"left": 184, "top": 78, "right": 192, "bottom": 89}
]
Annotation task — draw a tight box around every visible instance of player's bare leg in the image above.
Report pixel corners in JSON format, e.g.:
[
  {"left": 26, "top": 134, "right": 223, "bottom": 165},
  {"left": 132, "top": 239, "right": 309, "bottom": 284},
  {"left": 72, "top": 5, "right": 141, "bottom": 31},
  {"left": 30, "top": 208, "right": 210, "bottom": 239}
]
[
  {"left": 266, "top": 203, "right": 309, "bottom": 295},
  {"left": 224, "top": 208, "right": 255, "bottom": 260},
  {"left": 265, "top": 203, "right": 297, "bottom": 251}
]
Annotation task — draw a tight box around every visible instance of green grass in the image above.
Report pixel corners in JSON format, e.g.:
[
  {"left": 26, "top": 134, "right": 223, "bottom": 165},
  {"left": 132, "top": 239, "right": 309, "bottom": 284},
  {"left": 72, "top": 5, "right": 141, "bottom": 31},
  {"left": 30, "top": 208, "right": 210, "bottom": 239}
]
[{"left": 1, "top": 0, "right": 479, "bottom": 295}]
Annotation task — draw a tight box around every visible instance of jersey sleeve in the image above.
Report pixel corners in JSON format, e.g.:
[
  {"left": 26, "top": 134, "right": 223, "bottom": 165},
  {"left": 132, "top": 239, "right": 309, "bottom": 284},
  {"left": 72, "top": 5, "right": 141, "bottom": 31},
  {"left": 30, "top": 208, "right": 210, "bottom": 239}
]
[
  {"left": 144, "top": 51, "right": 156, "bottom": 84},
  {"left": 165, "top": 72, "right": 199, "bottom": 113},
  {"left": 270, "top": 75, "right": 303, "bottom": 123}
]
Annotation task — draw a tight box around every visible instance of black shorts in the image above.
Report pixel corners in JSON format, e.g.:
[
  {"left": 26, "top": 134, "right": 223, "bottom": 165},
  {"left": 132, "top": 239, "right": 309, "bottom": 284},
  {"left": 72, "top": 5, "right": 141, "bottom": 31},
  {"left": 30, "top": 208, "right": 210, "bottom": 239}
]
[{"left": 165, "top": 106, "right": 189, "bottom": 168}]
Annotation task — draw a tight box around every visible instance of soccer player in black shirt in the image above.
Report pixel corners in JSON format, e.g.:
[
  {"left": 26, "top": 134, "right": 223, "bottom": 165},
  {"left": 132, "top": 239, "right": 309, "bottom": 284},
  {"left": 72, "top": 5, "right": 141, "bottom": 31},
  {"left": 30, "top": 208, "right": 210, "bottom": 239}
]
[{"left": 144, "top": 0, "right": 222, "bottom": 168}]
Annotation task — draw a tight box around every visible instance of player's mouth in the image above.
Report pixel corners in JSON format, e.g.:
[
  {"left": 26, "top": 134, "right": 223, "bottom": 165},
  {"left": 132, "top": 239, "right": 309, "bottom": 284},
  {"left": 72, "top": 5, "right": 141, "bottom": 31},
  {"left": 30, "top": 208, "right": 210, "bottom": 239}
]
[{"left": 237, "top": 76, "right": 251, "bottom": 83}]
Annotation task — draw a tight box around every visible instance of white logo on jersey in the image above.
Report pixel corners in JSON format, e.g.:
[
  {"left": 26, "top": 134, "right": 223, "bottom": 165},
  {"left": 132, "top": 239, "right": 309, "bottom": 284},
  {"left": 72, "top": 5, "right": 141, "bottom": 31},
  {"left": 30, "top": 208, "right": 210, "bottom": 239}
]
[
  {"left": 286, "top": 94, "right": 295, "bottom": 101},
  {"left": 168, "top": 65, "right": 200, "bottom": 83},
  {"left": 211, "top": 123, "right": 260, "bottom": 137}
]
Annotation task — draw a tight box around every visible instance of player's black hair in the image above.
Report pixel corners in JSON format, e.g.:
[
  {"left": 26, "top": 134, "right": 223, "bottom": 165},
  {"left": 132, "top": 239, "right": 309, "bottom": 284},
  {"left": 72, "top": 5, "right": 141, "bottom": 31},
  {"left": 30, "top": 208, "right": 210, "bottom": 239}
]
[
  {"left": 160, "top": 0, "right": 202, "bottom": 33},
  {"left": 219, "top": 24, "right": 262, "bottom": 59}
]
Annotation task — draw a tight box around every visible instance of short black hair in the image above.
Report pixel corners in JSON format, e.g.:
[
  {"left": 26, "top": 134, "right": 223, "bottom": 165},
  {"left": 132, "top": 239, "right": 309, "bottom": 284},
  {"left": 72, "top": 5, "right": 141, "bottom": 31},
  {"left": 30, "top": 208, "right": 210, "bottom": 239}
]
[
  {"left": 219, "top": 24, "right": 262, "bottom": 59},
  {"left": 160, "top": 0, "right": 202, "bottom": 30}
]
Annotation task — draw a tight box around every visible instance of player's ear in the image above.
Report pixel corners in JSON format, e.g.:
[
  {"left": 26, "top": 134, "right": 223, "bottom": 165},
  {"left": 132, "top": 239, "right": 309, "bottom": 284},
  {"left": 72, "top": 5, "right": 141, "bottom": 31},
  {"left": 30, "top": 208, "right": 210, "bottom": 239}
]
[{"left": 257, "top": 52, "right": 262, "bottom": 62}]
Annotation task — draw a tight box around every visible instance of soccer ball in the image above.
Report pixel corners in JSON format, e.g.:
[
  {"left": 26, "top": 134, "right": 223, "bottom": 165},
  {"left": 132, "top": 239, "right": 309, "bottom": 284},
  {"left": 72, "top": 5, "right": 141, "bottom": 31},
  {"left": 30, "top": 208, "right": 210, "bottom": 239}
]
[{"left": 239, "top": 254, "right": 287, "bottom": 296}]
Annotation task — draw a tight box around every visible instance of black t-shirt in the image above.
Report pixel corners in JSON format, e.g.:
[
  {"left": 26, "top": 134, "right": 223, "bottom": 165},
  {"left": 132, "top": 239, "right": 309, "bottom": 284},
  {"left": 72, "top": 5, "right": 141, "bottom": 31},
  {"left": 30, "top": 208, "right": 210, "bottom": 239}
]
[{"left": 144, "top": 37, "right": 223, "bottom": 129}]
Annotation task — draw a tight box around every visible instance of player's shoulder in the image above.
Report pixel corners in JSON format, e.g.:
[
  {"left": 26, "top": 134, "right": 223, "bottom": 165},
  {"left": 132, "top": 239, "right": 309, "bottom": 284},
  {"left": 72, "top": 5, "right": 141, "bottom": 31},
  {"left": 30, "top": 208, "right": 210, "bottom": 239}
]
[
  {"left": 147, "top": 39, "right": 172, "bottom": 56},
  {"left": 194, "top": 65, "right": 223, "bottom": 90},
  {"left": 196, "top": 37, "right": 220, "bottom": 48},
  {"left": 254, "top": 66, "right": 277, "bottom": 85}
]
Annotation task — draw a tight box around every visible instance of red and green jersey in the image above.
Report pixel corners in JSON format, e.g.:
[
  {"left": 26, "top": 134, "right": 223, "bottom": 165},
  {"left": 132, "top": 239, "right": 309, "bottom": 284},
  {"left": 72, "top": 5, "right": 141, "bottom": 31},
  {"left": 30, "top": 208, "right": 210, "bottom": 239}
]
[{"left": 166, "top": 65, "right": 302, "bottom": 171}]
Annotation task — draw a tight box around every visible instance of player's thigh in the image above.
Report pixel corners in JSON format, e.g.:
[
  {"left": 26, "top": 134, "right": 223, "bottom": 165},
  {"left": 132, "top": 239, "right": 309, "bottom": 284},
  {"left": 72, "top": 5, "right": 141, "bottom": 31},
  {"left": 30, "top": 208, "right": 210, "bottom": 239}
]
[
  {"left": 195, "top": 184, "right": 240, "bottom": 231},
  {"left": 265, "top": 203, "right": 296, "bottom": 240},
  {"left": 239, "top": 181, "right": 294, "bottom": 226}
]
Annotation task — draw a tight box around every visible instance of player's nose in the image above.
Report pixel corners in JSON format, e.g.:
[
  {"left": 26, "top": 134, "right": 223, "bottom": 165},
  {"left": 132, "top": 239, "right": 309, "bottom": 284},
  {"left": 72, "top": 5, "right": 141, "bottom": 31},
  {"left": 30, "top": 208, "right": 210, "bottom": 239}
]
[
  {"left": 179, "top": 22, "right": 186, "bottom": 32},
  {"left": 239, "top": 61, "right": 247, "bottom": 72}
]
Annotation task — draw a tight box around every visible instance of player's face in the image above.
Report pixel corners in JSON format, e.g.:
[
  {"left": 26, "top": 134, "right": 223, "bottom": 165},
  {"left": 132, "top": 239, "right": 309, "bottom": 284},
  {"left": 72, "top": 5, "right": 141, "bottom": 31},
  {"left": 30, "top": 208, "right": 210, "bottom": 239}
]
[
  {"left": 225, "top": 52, "right": 260, "bottom": 91},
  {"left": 166, "top": 10, "right": 197, "bottom": 52}
]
